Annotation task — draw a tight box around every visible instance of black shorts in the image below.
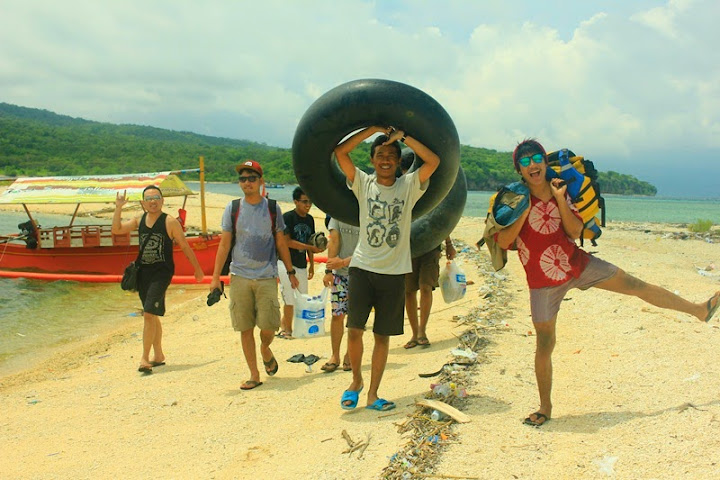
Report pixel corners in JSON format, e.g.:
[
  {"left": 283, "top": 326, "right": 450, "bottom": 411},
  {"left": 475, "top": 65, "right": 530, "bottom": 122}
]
[
  {"left": 137, "top": 267, "right": 173, "bottom": 316},
  {"left": 347, "top": 267, "right": 405, "bottom": 336}
]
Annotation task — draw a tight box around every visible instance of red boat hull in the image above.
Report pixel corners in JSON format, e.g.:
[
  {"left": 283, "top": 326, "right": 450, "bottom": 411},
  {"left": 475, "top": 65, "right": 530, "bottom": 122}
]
[{"left": 0, "top": 234, "right": 221, "bottom": 276}]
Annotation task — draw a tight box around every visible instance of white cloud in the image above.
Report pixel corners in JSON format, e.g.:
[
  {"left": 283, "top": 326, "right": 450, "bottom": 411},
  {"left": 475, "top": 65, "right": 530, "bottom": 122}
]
[{"left": 0, "top": 0, "right": 718, "bottom": 195}]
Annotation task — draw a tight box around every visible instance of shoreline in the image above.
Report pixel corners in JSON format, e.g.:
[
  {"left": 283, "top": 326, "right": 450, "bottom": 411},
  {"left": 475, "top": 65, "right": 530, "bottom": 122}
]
[{"left": 2, "top": 191, "right": 720, "bottom": 478}]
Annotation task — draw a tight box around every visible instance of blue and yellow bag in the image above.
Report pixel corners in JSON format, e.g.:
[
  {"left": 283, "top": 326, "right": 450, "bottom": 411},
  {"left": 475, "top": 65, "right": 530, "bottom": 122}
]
[{"left": 546, "top": 149, "right": 606, "bottom": 246}]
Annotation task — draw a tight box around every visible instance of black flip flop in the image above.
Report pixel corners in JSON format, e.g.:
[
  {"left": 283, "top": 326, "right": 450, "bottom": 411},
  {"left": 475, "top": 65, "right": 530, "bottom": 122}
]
[
  {"left": 263, "top": 356, "right": 278, "bottom": 376},
  {"left": 523, "top": 412, "right": 549, "bottom": 427}
]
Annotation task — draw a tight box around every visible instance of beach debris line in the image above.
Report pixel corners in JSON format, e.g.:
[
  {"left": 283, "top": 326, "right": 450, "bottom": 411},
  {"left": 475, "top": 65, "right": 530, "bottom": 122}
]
[{"left": 382, "top": 240, "right": 514, "bottom": 479}]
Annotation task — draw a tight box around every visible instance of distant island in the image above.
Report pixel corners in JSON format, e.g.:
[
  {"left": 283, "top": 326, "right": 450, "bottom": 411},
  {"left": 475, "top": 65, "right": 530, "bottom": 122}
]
[{"left": 0, "top": 102, "right": 656, "bottom": 196}]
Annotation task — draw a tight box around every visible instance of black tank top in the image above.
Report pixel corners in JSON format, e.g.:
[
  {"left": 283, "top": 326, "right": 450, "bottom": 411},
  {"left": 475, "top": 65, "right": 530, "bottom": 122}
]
[{"left": 138, "top": 213, "right": 174, "bottom": 273}]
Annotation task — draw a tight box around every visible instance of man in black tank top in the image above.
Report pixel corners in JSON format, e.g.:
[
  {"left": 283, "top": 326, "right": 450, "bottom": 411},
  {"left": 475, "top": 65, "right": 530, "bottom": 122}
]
[{"left": 113, "top": 185, "right": 205, "bottom": 374}]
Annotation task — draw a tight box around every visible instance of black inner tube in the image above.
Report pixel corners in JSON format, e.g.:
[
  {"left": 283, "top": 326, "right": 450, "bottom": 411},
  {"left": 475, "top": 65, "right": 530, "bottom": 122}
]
[
  {"left": 292, "top": 78, "right": 464, "bottom": 257},
  {"left": 292, "top": 79, "right": 459, "bottom": 224}
]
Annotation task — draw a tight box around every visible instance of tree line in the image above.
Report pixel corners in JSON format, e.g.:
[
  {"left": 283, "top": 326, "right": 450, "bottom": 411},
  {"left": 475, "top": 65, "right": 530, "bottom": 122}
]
[{"left": 0, "top": 102, "right": 656, "bottom": 195}]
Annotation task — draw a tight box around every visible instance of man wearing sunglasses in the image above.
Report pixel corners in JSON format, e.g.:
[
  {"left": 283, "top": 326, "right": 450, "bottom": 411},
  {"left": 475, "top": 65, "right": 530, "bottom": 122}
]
[
  {"left": 209, "top": 160, "right": 298, "bottom": 391},
  {"left": 113, "top": 186, "right": 205, "bottom": 374},
  {"left": 496, "top": 139, "right": 720, "bottom": 427},
  {"left": 276, "top": 186, "right": 327, "bottom": 339}
]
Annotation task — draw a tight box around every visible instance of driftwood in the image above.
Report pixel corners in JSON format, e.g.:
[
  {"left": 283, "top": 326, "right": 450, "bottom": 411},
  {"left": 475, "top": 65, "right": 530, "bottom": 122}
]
[
  {"left": 416, "top": 399, "right": 471, "bottom": 424},
  {"left": 341, "top": 429, "right": 371, "bottom": 458}
]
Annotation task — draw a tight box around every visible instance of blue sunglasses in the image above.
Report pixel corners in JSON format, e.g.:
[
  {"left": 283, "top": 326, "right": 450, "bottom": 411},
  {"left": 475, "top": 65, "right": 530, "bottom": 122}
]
[{"left": 518, "top": 153, "right": 544, "bottom": 167}]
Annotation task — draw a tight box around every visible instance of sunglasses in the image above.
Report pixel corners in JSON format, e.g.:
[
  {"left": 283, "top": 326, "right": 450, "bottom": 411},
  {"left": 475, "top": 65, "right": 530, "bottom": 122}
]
[
  {"left": 238, "top": 175, "right": 259, "bottom": 183},
  {"left": 518, "top": 153, "right": 545, "bottom": 167},
  {"left": 143, "top": 195, "right": 162, "bottom": 201}
]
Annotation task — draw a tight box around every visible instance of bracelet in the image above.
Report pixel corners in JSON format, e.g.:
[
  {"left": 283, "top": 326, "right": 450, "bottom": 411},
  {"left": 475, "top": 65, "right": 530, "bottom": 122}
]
[
  {"left": 400, "top": 134, "right": 406, "bottom": 143},
  {"left": 287, "top": 269, "right": 296, "bottom": 276},
  {"left": 325, "top": 269, "right": 333, "bottom": 275}
]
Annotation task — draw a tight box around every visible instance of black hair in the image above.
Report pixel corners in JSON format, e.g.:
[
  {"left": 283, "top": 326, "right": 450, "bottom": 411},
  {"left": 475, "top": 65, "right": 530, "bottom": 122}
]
[
  {"left": 292, "top": 186, "right": 305, "bottom": 201},
  {"left": 370, "top": 134, "right": 401, "bottom": 159},
  {"left": 142, "top": 185, "right": 163, "bottom": 198}
]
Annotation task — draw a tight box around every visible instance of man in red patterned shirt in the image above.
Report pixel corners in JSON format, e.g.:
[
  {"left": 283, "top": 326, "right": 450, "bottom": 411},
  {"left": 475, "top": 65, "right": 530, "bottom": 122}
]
[{"left": 496, "top": 139, "right": 720, "bottom": 427}]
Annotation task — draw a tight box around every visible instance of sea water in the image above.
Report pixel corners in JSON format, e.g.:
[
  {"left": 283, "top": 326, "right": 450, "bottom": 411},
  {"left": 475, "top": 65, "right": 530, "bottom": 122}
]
[{"left": 1, "top": 186, "right": 718, "bottom": 373}]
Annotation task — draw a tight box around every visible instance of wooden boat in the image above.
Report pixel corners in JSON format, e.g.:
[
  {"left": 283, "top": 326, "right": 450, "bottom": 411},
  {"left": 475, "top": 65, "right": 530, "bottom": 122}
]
[{"left": 0, "top": 164, "right": 224, "bottom": 283}]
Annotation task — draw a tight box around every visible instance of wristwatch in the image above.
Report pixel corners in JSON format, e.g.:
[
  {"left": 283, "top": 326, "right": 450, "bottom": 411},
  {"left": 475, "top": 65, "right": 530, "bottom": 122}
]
[
  {"left": 325, "top": 269, "right": 333, "bottom": 274},
  {"left": 287, "top": 269, "right": 296, "bottom": 276}
]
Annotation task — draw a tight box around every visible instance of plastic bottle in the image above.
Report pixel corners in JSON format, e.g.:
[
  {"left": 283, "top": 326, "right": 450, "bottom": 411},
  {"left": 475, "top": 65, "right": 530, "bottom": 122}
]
[{"left": 430, "top": 409, "right": 447, "bottom": 421}]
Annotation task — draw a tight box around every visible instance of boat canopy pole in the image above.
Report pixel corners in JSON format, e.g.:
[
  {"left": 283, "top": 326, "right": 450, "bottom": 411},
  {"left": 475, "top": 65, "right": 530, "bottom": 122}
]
[
  {"left": 199, "top": 156, "right": 207, "bottom": 235},
  {"left": 69, "top": 204, "right": 80, "bottom": 227}
]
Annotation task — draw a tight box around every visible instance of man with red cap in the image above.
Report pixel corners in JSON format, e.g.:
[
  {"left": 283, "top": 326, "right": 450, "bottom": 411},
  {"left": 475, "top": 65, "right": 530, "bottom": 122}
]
[{"left": 210, "top": 160, "right": 298, "bottom": 390}]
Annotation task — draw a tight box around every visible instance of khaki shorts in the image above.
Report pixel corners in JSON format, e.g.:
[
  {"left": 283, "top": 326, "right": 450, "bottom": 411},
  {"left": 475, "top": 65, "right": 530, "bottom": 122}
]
[
  {"left": 529, "top": 256, "right": 618, "bottom": 323},
  {"left": 229, "top": 275, "right": 281, "bottom": 332},
  {"left": 405, "top": 247, "right": 441, "bottom": 293}
]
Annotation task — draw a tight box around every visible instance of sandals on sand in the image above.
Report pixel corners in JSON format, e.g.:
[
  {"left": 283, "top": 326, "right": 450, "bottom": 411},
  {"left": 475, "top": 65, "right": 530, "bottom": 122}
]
[
  {"left": 705, "top": 293, "right": 720, "bottom": 322},
  {"left": 275, "top": 330, "right": 294, "bottom": 339},
  {"left": 523, "top": 412, "right": 549, "bottom": 427},
  {"left": 404, "top": 339, "right": 419, "bottom": 349},
  {"left": 263, "top": 355, "right": 278, "bottom": 376},
  {"left": 240, "top": 380, "right": 263, "bottom": 390},
  {"left": 341, "top": 387, "right": 363, "bottom": 410},
  {"left": 417, "top": 337, "right": 431, "bottom": 348},
  {"left": 366, "top": 398, "right": 396, "bottom": 411},
  {"left": 342, "top": 362, "right": 352, "bottom": 371},
  {"left": 321, "top": 362, "right": 339, "bottom": 373}
]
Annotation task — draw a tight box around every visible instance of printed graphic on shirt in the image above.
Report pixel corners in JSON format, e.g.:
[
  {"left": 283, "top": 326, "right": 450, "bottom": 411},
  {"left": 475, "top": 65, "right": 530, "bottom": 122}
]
[
  {"left": 140, "top": 233, "right": 166, "bottom": 264},
  {"left": 516, "top": 236, "right": 529, "bottom": 266},
  {"left": 366, "top": 194, "right": 405, "bottom": 249},
  {"left": 293, "top": 223, "right": 312, "bottom": 245},
  {"left": 528, "top": 201, "right": 561, "bottom": 235},
  {"left": 539, "top": 244, "right": 571, "bottom": 282}
]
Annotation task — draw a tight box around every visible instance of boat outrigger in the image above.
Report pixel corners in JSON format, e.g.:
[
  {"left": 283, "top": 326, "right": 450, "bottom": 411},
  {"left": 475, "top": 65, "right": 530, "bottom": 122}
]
[{"left": 0, "top": 162, "right": 223, "bottom": 283}]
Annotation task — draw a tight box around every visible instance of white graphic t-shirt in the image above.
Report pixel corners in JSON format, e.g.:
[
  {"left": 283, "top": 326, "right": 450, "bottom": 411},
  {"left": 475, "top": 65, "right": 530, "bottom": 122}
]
[{"left": 348, "top": 167, "right": 427, "bottom": 275}]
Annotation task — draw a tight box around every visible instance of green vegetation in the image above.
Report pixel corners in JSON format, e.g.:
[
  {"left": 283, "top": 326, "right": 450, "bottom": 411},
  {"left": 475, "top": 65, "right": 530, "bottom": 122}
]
[
  {"left": 0, "top": 102, "right": 656, "bottom": 195},
  {"left": 688, "top": 219, "right": 714, "bottom": 233}
]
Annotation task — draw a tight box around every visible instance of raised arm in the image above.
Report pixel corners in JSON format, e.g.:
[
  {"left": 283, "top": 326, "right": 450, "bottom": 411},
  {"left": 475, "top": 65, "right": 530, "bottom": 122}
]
[
  {"left": 111, "top": 190, "right": 140, "bottom": 234},
  {"left": 386, "top": 129, "right": 440, "bottom": 184},
  {"left": 333, "top": 126, "right": 387, "bottom": 183},
  {"left": 551, "top": 179, "right": 584, "bottom": 240}
]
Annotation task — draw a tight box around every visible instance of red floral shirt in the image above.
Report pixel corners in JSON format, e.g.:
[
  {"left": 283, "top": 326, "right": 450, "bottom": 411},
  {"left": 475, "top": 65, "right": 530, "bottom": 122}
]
[{"left": 515, "top": 195, "right": 590, "bottom": 289}]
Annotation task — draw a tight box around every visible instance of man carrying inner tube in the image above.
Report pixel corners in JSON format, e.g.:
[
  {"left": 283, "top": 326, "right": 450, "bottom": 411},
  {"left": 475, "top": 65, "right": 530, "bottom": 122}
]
[{"left": 334, "top": 126, "right": 440, "bottom": 412}]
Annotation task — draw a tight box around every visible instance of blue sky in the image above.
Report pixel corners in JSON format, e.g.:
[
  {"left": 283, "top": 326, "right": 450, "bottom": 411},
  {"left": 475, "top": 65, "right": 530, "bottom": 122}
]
[{"left": 1, "top": 0, "right": 718, "bottom": 197}]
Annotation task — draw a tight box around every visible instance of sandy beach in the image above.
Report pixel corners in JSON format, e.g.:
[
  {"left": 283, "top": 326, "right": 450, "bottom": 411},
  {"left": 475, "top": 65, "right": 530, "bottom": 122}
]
[{"left": 1, "top": 190, "right": 719, "bottom": 479}]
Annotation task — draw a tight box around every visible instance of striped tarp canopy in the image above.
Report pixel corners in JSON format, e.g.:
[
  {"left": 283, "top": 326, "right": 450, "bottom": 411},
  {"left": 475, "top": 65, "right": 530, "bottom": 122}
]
[{"left": 0, "top": 171, "right": 196, "bottom": 204}]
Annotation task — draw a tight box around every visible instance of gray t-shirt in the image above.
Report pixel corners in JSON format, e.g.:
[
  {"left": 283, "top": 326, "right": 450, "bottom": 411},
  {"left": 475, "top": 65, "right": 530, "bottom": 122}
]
[
  {"left": 348, "top": 167, "right": 427, "bottom": 275},
  {"left": 221, "top": 197, "right": 285, "bottom": 279},
  {"left": 327, "top": 218, "right": 360, "bottom": 277}
]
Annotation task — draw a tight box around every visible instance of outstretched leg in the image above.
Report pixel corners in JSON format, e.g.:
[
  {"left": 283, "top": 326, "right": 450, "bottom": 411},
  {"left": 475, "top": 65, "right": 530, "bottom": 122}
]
[{"left": 594, "top": 269, "right": 718, "bottom": 321}]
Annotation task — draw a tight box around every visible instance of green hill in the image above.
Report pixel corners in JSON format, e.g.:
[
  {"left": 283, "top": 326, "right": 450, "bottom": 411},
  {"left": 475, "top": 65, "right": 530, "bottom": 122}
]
[{"left": 0, "top": 102, "right": 656, "bottom": 195}]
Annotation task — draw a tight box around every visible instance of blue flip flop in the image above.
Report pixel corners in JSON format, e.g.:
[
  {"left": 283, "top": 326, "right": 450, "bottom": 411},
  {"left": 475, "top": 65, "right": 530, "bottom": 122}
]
[
  {"left": 366, "top": 398, "right": 396, "bottom": 411},
  {"left": 340, "top": 387, "right": 363, "bottom": 410}
]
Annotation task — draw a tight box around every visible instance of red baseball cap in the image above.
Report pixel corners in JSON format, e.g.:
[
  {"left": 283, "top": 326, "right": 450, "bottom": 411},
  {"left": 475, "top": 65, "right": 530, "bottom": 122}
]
[{"left": 235, "top": 160, "right": 263, "bottom": 177}]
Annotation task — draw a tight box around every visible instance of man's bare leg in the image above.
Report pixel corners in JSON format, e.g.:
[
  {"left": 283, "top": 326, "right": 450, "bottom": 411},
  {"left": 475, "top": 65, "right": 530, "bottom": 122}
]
[
  {"left": 140, "top": 312, "right": 157, "bottom": 369},
  {"left": 404, "top": 291, "right": 419, "bottom": 346},
  {"left": 240, "top": 328, "right": 260, "bottom": 383},
  {"left": 527, "top": 317, "right": 556, "bottom": 426},
  {"left": 595, "top": 269, "right": 717, "bottom": 320},
  {"left": 280, "top": 305, "right": 294, "bottom": 336},
  {"left": 366, "top": 333, "right": 390, "bottom": 406},
  {"left": 328, "top": 314, "right": 345, "bottom": 366},
  {"left": 151, "top": 316, "right": 165, "bottom": 364},
  {"left": 418, "top": 284, "right": 434, "bottom": 342},
  {"left": 343, "top": 327, "right": 364, "bottom": 406}
]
